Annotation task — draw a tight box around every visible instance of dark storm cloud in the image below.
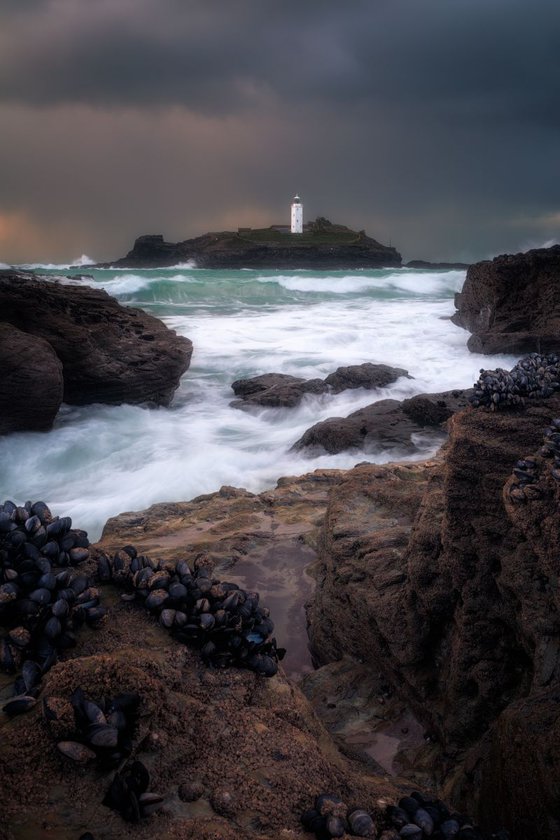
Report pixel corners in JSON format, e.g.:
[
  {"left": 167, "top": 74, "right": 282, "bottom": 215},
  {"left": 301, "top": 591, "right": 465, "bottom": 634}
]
[
  {"left": 0, "top": 0, "right": 559, "bottom": 263},
  {"left": 1, "top": 0, "right": 559, "bottom": 119}
]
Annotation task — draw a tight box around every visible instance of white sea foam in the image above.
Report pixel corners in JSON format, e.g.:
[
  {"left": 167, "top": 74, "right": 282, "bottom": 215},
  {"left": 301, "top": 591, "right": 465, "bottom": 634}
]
[
  {"left": 0, "top": 262, "right": 12, "bottom": 269},
  {"left": 17, "top": 254, "right": 95, "bottom": 270},
  {"left": 18, "top": 262, "right": 73, "bottom": 270},
  {"left": 93, "top": 273, "right": 153, "bottom": 295},
  {"left": 264, "top": 269, "right": 465, "bottom": 296},
  {"left": 0, "top": 266, "right": 518, "bottom": 541},
  {"left": 172, "top": 260, "right": 198, "bottom": 269},
  {"left": 71, "top": 254, "right": 95, "bottom": 266}
]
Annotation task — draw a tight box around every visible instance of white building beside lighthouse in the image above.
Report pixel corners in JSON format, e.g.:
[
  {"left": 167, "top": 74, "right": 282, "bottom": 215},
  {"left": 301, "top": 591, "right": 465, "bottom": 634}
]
[{"left": 291, "top": 194, "right": 303, "bottom": 234}]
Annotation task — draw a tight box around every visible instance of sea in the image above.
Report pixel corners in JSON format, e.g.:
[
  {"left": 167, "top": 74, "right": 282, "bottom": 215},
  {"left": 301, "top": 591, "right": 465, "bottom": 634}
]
[{"left": 0, "top": 260, "right": 517, "bottom": 542}]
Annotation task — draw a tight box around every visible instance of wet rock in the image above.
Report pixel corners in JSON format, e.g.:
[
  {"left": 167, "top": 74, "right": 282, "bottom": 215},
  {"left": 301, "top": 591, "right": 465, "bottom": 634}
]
[
  {"left": 452, "top": 244, "right": 560, "bottom": 354},
  {"left": 323, "top": 363, "right": 411, "bottom": 393},
  {"left": 292, "top": 390, "right": 471, "bottom": 455},
  {"left": 0, "top": 271, "right": 192, "bottom": 413},
  {"left": 310, "top": 392, "right": 560, "bottom": 838},
  {"left": 231, "top": 363, "right": 411, "bottom": 409},
  {"left": 0, "top": 322, "right": 64, "bottom": 434}
]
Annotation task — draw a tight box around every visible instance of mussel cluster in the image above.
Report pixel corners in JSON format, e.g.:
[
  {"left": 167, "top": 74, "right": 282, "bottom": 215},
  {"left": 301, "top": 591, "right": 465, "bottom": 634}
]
[
  {"left": 103, "top": 759, "right": 164, "bottom": 823},
  {"left": 469, "top": 353, "right": 560, "bottom": 410},
  {"left": 382, "top": 792, "right": 509, "bottom": 840},
  {"left": 539, "top": 417, "right": 560, "bottom": 483},
  {"left": 508, "top": 418, "right": 560, "bottom": 502},
  {"left": 301, "top": 792, "right": 510, "bottom": 840},
  {"left": 0, "top": 499, "right": 104, "bottom": 716},
  {"left": 508, "top": 456, "right": 542, "bottom": 502},
  {"left": 96, "top": 547, "right": 285, "bottom": 677},
  {"left": 301, "top": 794, "right": 375, "bottom": 838},
  {"left": 45, "top": 687, "right": 140, "bottom": 769}
]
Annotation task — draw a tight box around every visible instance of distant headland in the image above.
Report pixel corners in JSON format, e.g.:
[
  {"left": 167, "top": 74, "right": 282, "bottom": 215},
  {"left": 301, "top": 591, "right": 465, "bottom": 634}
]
[{"left": 96, "top": 217, "right": 403, "bottom": 270}]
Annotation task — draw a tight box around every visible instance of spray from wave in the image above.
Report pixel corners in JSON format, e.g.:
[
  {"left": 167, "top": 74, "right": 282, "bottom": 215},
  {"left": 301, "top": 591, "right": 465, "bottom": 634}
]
[{"left": 17, "top": 254, "right": 96, "bottom": 271}]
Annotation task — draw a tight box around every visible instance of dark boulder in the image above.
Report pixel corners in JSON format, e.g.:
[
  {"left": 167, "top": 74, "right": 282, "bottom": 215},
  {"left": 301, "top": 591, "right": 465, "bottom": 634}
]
[
  {"left": 323, "top": 363, "right": 411, "bottom": 393},
  {"left": 0, "top": 323, "right": 63, "bottom": 433},
  {"left": 0, "top": 271, "right": 192, "bottom": 411},
  {"left": 405, "top": 260, "right": 470, "bottom": 270},
  {"left": 230, "top": 373, "right": 324, "bottom": 408},
  {"left": 231, "top": 363, "right": 411, "bottom": 409},
  {"left": 231, "top": 373, "right": 304, "bottom": 398},
  {"left": 292, "top": 390, "right": 471, "bottom": 455},
  {"left": 452, "top": 245, "right": 560, "bottom": 354}
]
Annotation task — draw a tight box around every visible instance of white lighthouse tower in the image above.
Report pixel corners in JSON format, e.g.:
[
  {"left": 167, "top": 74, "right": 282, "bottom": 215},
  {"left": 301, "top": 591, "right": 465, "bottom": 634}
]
[{"left": 291, "top": 194, "right": 303, "bottom": 234}]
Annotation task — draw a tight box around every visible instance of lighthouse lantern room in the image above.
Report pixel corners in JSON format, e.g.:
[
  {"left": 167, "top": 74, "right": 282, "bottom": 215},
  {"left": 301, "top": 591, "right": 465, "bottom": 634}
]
[{"left": 291, "top": 194, "right": 303, "bottom": 234}]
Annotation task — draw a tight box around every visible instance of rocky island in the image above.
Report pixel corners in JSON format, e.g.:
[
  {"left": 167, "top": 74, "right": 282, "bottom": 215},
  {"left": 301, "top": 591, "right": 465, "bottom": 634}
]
[{"left": 99, "top": 217, "right": 402, "bottom": 270}]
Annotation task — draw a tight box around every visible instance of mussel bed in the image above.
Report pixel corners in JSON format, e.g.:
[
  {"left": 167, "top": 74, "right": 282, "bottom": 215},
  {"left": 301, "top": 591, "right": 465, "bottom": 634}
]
[
  {"left": 470, "top": 353, "right": 560, "bottom": 410},
  {"left": 301, "top": 791, "right": 510, "bottom": 839}
]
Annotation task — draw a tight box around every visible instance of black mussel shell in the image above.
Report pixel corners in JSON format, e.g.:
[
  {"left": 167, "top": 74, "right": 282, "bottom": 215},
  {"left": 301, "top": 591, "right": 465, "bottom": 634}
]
[
  {"left": 88, "top": 723, "right": 119, "bottom": 749},
  {"left": 387, "top": 805, "right": 410, "bottom": 829},
  {"left": 348, "top": 809, "right": 375, "bottom": 837},
  {"left": 22, "top": 659, "right": 42, "bottom": 691},
  {"left": 399, "top": 797, "right": 420, "bottom": 817},
  {"left": 139, "top": 791, "right": 164, "bottom": 817},
  {"left": 326, "top": 814, "right": 347, "bottom": 837},
  {"left": 3, "top": 694, "right": 37, "bottom": 716},
  {"left": 57, "top": 740, "right": 97, "bottom": 763},
  {"left": 414, "top": 807, "right": 435, "bottom": 834},
  {"left": 399, "top": 825, "right": 422, "bottom": 839}
]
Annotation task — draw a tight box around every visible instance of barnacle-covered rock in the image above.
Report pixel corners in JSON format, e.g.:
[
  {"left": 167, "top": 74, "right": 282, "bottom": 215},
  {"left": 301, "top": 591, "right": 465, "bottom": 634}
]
[{"left": 95, "top": 547, "right": 286, "bottom": 677}]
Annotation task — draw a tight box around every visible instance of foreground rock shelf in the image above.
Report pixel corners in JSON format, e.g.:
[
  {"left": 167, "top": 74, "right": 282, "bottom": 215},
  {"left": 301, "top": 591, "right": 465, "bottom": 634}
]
[
  {"left": 2, "top": 391, "right": 560, "bottom": 838},
  {"left": 0, "top": 479, "right": 403, "bottom": 840},
  {"left": 99, "top": 394, "right": 560, "bottom": 839}
]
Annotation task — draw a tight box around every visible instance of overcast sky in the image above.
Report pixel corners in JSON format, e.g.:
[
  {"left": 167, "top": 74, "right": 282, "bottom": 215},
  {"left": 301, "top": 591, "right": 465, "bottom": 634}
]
[{"left": 0, "top": 0, "right": 559, "bottom": 263}]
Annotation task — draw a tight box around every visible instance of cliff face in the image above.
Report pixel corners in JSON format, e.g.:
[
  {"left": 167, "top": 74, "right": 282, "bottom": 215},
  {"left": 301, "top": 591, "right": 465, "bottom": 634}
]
[
  {"left": 102, "top": 223, "right": 402, "bottom": 269},
  {"left": 0, "top": 272, "right": 192, "bottom": 431},
  {"left": 309, "top": 399, "right": 560, "bottom": 839},
  {"left": 452, "top": 245, "right": 560, "bottom": 354}
]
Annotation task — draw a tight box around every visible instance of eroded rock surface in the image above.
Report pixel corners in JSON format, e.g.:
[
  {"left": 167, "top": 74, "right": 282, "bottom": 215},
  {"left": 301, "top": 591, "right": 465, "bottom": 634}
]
[
  {"left": 452, "top": 245, "right": 560, "bottom": 354},
  {"left": 0, "top": 322, "right": 63, "bottom": 433},
  {"left": 99, "top": 474, "right": 346, "bottom": 681},
  {"left": 0, "top": 271, "right": 192, "bottom": 411},
  {"left": 308, "top": 398, "right": 560, "bottom": 839},
  {"left": 0, "top": 472, "right": 404, "bottom": 840},
  {"left": 0, "top": 606, "right": 399, "bottom": 840},
  {"left": 293, "top": 389, "right": 471, "bottom": 455},
  {"left": 231, "top": 363, "right": 411, "bottom": 409},
  {"left": 5, "top": 394, "right": 560, "bottom": 838}
]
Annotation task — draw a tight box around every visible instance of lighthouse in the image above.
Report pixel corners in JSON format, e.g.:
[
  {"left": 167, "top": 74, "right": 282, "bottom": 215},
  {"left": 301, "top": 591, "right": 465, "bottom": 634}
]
[{"left": 291, "top": 194, "right": 303, "bottom": 234}]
